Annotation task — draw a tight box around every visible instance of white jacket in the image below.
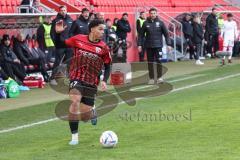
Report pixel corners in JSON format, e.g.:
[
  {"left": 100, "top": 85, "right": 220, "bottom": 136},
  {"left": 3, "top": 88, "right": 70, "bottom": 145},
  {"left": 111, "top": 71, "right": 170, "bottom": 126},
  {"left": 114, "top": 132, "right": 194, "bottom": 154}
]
[{"left": 221, "top": 20, "right": 238, "bottom": 41}]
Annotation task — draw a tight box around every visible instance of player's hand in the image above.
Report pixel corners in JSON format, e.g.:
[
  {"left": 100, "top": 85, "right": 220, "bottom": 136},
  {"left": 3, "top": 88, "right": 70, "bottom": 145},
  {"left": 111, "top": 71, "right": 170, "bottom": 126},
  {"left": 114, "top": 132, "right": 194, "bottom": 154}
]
[
  {"left": 55, "top": 20, "right": 67, "bottom": 33},
  {"left": 138, "top": 46, "right": 142, "bottom": 52},
  {"left": 101, "top": 81, "right": 107, "bottom": 91}
]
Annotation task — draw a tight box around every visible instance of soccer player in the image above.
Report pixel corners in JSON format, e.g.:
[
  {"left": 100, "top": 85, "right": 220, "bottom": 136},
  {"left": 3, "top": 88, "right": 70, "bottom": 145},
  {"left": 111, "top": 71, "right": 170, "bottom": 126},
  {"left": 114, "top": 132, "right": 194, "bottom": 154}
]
[
  {"left": 221, "top": 13, "right": 238, "bottom": 64},
  {"left": 55, "top": 19, "right": 112, "bottom": 145}
]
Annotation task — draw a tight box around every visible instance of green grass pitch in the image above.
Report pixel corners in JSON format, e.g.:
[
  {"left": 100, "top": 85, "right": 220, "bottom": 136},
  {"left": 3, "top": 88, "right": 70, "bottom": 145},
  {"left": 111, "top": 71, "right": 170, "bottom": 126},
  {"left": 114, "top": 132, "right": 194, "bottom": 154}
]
[{"left": 0, "top": 61, "right": 240, "bottom": 160}]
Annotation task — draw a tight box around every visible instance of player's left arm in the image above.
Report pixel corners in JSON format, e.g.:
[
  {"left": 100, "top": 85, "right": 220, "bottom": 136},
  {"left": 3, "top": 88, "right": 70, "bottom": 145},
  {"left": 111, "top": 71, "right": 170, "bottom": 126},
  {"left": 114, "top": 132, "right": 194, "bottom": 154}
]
[{"left": 101, "top": 46, "right": 112, "bottom": 91}]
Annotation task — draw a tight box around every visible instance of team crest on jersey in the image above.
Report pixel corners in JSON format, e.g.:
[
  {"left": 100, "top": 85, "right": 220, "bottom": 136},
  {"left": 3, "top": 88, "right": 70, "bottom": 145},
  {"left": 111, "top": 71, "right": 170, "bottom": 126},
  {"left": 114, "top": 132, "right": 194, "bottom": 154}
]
[
  {"left": 96, "top": 47, "right": 102, "bottom": 53},
  {"left": 156, "top": 22, "right": 160, "bottom": 27}
]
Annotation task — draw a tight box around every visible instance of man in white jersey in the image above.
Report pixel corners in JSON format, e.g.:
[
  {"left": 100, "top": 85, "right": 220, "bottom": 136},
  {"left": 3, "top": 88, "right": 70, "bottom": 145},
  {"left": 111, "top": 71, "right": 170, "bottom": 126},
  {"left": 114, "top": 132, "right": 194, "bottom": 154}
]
[{"left": 221, "top": 13, "right": 238, "bottom": 64}]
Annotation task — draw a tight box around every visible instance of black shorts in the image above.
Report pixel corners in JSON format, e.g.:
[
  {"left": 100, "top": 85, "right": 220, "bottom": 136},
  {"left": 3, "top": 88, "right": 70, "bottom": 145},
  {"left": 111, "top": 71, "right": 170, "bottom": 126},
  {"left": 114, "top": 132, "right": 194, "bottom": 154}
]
[{"left": 69, "top": 80, "right": 97, "bottom": 106}]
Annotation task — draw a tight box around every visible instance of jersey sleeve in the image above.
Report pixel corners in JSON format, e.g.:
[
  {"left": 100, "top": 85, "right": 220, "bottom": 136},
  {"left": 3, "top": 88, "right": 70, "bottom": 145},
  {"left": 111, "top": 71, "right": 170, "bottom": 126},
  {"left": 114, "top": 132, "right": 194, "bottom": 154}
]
[
  {"left": 65, "top": 36, "right": 76, "bottom": 47},
  {"left": 102, "top": 45, "right": 112, "bottom": 64}
]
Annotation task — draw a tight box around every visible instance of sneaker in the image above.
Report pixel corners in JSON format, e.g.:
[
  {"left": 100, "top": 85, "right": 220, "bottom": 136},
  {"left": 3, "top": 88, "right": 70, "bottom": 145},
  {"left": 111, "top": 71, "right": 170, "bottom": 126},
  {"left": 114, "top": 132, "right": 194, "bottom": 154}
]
[
  {"left": 157, "top": 78, "right": 164, "bottom": 84},
  {"left": 50, "top": 79, "right": 58, "bottom": 85},
  {"left": 19, "top": 85, "right": 30, "bottom": 91},
  {"left": 91, "top": 106, "right": 97, "bottom": 126},
  {"left": 148, "top": 79, "right": 155, "bottom": 85},
  {"left": 206, "top": 53, "right": 211, "bottom": 58},
  {"left": 199, "top": 56, "right": 206, "bottom": 60},
  {"left": 196, "top": 60, "right": 204, "bottom": 65},
  {"left": 228, "top": 59, "right": 232, "bottom": 63},
  {"left": 69, "top": 140, "right": 79, "bottom": 145},
  {"left": 69, "top": 133, "right": 79, "bottom": 145}
]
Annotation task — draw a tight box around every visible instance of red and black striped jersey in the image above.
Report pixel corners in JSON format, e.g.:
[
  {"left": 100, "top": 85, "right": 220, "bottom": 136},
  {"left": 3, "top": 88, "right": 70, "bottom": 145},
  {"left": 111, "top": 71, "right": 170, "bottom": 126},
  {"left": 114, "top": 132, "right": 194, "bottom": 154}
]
[{"left": 65, "top": 34, "right": 111, "bottom": 86}]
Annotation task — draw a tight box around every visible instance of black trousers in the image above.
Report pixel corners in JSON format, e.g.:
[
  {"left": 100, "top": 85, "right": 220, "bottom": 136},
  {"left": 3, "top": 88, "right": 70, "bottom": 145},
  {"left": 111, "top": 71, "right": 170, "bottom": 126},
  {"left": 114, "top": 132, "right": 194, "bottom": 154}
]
[
  {"left": 206, "top": 33, "right": 219, "bottom": 56},
  {"left": 186, "top": 38, "right": 195, "bottom": 59},
  {"left": 146, "top": 48, "right": 162, "bottom": 79},
  {"left": 45, "top": 47, "right": 56, "bottom": 63},
  {"left": 28, "top": 57, "right": 49, "bottom": 80},
  {"left": 1, "top": 62, "right": 26, "bottom": 82},
  {"left": 0, "top": 67, "right": 9, "bottom": 80},
  {"left": 194, "top": 43, "right": 202, "bottom": 60},
  {"left": 52, "top": 48, "right": 73, "bottom": 77},
  {"left": 139, "top": 38, "right": 146, "bottom": 62},
  {"left": 112, "top": 39, "right": 127, "bottom": 63}
]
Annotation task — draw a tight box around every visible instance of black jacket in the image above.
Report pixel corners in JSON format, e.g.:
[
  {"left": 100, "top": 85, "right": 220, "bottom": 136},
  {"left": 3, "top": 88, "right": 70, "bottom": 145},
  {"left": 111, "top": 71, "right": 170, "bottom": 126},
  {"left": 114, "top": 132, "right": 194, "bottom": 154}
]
[
  {"left": 192, "top": 22, "right": 204, "bottom": 44},
  {"left": 104, "top": 26, "right": 117, "bottom": 44},
  {"left": 138, "top": 17, "right": 171, "bottom": 48},
  {"left": 182, "top": 19, "right": 193, "bottom": 39},
  {"left": 116, "top": 18, "right": 131, "bottom": 40},
  {"left": 0, "top": 44, "right": 18, "bottom": 63},
  {"left": 13, "top": 39, "right": 34, "bottom": 65},
  {"left": 69, "top": 15, "right": 89, "bottom": 37},
  {"left": 205, "top": 13, "right": 218, "bottom": 35},
  {"left": 50, "top": 14, "right": 73, "bottom": 49}
]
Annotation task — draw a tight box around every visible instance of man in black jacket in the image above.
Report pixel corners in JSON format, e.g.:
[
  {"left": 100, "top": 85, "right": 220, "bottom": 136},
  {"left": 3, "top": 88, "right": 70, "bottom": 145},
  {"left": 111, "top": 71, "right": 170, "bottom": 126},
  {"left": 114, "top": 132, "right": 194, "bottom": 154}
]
[
  {"left": 182, "top": 13, "right": 195, "bottom": 59},
  {"left": 69, "top": 8, "right": 90, "bottom": 37},
  {"left": 192, "top": 15, "right": 204, "bottom": 65},
  {"left": 116, "top": 13, "right": 131, "bottom": 62},
  {"left": 205, "top": 7, "right": 219, "bottom": 58},
  {"left": 138, "top": 8, "right": 171, "bottom": 84},
  {"left": 136, "top": 11, "right": 146, "bottom": 62},
  {"left": 0, "top": 34, "right": 26, "bottom": 83},
  {"left": 13, "top": 33, "right": 49, "bottom": 82},
  {"left": 50, "top": 5, "right": 73, "bottom": 85}
]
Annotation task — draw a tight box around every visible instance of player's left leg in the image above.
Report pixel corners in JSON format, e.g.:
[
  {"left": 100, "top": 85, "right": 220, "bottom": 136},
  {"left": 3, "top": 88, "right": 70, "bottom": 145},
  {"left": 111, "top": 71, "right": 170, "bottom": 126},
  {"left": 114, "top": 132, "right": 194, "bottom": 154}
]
[
  {"left": 222, "top": 39, "right": 229, "bottom": 65},
  {"left": 68, "top": 88, "right": 82, "bottom": 145},
  {"left": 227, "top": 40, "right": 234, "bottom": 63}
]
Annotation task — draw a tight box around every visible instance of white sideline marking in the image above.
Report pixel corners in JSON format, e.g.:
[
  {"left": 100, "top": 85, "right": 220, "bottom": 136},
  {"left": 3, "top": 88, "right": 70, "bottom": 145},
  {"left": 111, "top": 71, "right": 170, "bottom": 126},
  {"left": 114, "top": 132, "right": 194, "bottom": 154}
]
[
  {"left": 0, "top": 73, "right": 239, "bottom": 134},
  {"left": 168, "top": 74, "right": 205, "bottom": 83}
]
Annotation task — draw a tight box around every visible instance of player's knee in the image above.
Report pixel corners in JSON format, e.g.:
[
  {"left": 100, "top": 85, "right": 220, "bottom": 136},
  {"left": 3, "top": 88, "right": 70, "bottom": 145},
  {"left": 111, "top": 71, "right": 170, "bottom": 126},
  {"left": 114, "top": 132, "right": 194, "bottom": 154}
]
[{"left": 69, "top": 89, "right": 82, "bottom": 102}]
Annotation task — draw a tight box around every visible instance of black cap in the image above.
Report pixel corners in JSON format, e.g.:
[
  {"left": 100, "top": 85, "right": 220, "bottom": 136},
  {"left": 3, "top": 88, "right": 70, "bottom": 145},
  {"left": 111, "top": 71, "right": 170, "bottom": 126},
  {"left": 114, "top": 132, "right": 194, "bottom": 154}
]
[{"left": 2, "top": 34, "right": 10, "bottom": 41}]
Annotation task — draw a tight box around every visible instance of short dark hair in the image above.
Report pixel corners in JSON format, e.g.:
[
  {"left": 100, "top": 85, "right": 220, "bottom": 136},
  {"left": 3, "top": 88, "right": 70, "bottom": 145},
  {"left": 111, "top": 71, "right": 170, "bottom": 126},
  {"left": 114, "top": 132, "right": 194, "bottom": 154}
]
[
  {"left": 149, "top": 7, "right": 157, "bottom": 13},
  {"left": 140, "top": 11, "right": 145, "bottom": 15},
  {"left": 81, "top": 7, "right": 89, "bottom": 13},
  {"left": 88, "top": 19, "right": 105, "bottom": 31},
  {"left": 59, "top": 5, "right": 66, "bottom": 10},
  {"left": 212, "top": 7, "right": 216, "bottom": 11},
  {"left": 122, "top": 13, "right": 128, "bottom": 17},
  {"left": 227, "top": 13, "right": 233, "bottom": 17},
  {"left": 105, "top": 18, "right": 111, "bottom": 23},
  {"left": 2, "top": 34, "right": 10, "bottom": 41}
]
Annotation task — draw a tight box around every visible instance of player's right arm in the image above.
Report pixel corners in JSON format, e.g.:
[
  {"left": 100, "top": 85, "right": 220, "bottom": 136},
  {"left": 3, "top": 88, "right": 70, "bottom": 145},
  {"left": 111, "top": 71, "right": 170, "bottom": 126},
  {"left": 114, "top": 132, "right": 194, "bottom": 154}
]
[{"left": 54, "top": 20, "right": 76, "bottom": 48}]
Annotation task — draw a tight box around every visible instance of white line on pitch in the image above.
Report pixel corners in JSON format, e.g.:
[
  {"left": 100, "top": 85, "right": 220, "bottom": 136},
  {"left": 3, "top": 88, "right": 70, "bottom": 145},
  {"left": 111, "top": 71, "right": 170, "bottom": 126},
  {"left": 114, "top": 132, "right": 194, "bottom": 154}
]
[{"left": 0, "top": 73, "right": 239, "bottom": 134}]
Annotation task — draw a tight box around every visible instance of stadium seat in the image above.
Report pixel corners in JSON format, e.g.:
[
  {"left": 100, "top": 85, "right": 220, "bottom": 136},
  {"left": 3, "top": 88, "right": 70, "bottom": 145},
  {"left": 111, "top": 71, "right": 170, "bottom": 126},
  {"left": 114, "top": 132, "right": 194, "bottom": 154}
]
[
  {"left": 6, "top": 0, "right": 11, "bottom": 6},
  {"left": 0, "top": 0, "right": 6, "bottom": 6}
]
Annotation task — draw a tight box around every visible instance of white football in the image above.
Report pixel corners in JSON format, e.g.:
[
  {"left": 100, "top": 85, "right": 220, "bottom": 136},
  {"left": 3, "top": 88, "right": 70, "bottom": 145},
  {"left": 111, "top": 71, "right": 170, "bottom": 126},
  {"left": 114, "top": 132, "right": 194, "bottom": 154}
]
[{"left": 100, "top": 131, "right": 118, "bottom": 148}]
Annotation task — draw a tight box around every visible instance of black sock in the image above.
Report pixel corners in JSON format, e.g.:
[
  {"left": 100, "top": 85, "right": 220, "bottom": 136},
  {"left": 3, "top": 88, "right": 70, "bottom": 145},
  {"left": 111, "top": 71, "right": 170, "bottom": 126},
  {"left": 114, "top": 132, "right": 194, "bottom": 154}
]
[{"left": 69, "top": 121, "right": 79, "bottom": 134}]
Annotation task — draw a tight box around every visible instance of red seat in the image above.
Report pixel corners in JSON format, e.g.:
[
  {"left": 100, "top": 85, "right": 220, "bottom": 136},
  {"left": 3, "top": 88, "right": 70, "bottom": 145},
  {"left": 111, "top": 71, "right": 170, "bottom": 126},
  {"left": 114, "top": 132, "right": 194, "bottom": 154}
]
[
  {"left": 1, "top": 6, "right": 8, "bottom": 13},
  {"left": 7, "top": 6, "right": 14, "bottom": 13},
  {"left": 6, "top": 0, "right": 11, "bottom": 6},
  {"left": 1, "top": 0, "right": 6, "bottom": 6}
]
